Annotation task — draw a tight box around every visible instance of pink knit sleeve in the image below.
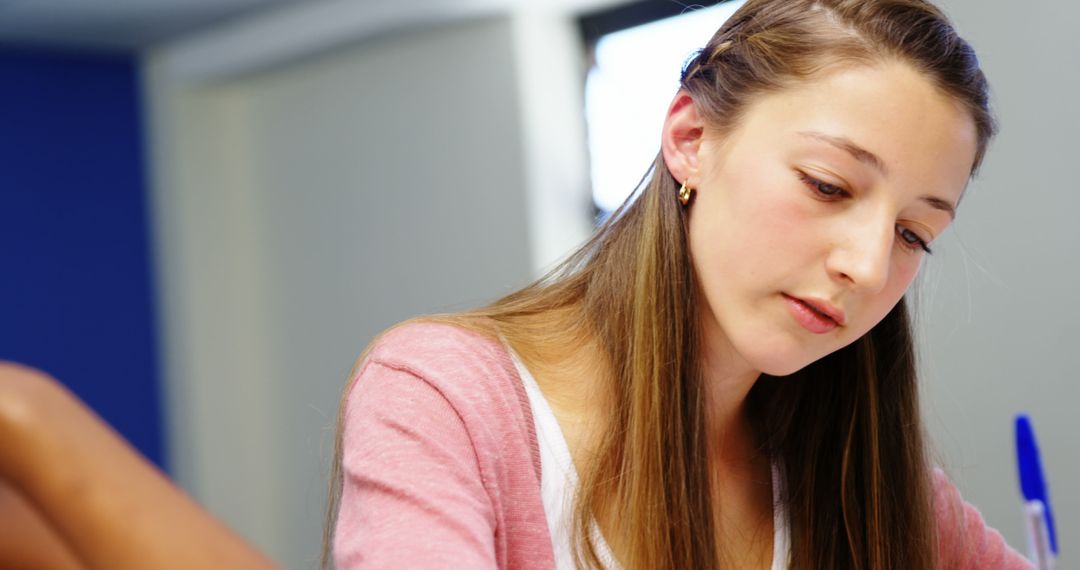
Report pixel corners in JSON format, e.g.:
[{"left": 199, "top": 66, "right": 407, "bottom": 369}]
[
  {"left": 333, "top": 360, "right": 498, "bottom": 568},
  {"left": 932, "top": 468, "right": 1034, "bottom": 569}
]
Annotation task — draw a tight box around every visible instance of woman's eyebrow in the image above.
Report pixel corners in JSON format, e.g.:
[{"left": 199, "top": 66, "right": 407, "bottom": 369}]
[
  {"left": 798, "top": 130, "right": 956, "bottom": 219},
  {"left": 797, "top": 130, "right": 889, "bottom": 177},
  {"left": 921, "top": 195, "right": 956, "bottom": 220}
]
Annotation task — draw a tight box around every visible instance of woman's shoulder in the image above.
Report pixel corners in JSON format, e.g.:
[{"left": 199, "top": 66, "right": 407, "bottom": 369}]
[
  {"left": 335, "top": 318, "right": 550, "bottom": 569},
  {"left": 349, "top": 317, "right": 528, "bottom": 424},
  {"left": 362, "top": 318, "right": 512, "bottom": 382},
  {"left": 367, "top": 318, "right": 504, "bottom": 363},
  {"left": 930, "top": 467, "right": 1034, "bottom": 569}
]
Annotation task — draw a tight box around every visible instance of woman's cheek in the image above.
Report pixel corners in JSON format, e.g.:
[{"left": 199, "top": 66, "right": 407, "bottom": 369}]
[
  {"left": 891, "top": 255, "right": 923, "bottom": 295},
  {"left": 854, "top": 257, "right": 920, "bottom": 336},
  {"left": 750, "top": 187, "right": 820, "bottom": 248}
]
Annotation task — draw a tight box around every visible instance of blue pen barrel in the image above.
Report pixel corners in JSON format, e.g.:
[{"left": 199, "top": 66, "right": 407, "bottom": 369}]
[{"left": 1024, "top": 500, "right": 1055, "bottom": 570}]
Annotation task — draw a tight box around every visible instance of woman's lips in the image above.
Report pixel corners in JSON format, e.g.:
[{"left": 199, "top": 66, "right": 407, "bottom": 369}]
[{"left": 783, "top": 294, "right": 841, "bottom": 334}]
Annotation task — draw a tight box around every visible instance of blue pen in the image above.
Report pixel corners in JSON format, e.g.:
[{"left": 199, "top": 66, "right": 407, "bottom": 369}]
[{"left": 1016, "top": 414, "right": 1057, "bottom": 569}]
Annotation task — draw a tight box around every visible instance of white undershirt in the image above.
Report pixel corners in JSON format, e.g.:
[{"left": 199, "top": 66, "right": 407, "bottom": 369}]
[{"left": 508, "top": 348, "right": 790, "bottom": 570}]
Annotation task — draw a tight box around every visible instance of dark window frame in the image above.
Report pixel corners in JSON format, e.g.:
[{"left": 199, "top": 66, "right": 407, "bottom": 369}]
[{"left": 578, "top": 1, "right": 723, "bottom": 49}]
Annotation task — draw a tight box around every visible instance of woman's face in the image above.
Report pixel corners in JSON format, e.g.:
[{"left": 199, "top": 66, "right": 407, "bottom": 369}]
[{"left": 665, "top": 61, "right": 978, "bottom": 376}]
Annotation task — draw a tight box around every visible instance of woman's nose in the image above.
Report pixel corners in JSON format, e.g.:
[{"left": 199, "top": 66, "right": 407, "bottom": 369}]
[{"left": 825, "top": 217, "right": 894, "bottom": 294}]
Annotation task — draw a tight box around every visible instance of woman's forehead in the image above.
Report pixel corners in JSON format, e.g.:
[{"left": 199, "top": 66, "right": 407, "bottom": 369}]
[{"left": 710, "top": 62, "right": 978, "bottom": 200}]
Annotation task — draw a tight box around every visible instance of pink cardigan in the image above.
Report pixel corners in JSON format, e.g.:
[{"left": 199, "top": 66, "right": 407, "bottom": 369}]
[{"left": 333, "top": 322, "right": 1033, "bottom": 569}]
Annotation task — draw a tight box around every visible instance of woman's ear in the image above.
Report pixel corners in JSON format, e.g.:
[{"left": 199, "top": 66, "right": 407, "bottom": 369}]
[{"left": 661, "top": 91, "right": 705, "bottom": 186}]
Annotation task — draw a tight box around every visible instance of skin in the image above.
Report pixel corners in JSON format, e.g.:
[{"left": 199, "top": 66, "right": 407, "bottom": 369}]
[
  {"left": 525, "top": 60, "right": 978, "bottom": 568},
  {"left": 0, "top": 362, "right": 279, "bottom": 569},
  {"left": 667, "top": 60, "right": 976, "bottom": 386}
]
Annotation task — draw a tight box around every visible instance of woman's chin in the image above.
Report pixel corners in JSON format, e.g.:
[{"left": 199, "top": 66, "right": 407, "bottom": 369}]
[
  {"left": 757, "top": 360, "right": 809, "bottom": 378},
  {"left": 742, "top": 346, "right": 824, "bottom": 378},
  {"left": 737, "top": 329, "right": 862, "bottom": 378}
]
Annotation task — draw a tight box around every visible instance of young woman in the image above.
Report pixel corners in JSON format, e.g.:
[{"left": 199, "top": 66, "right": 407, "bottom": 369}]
[
  {"left": 0, "top": 1, "right": 1030, "bottom": 568},
  {"left": 326, "top": 0, "right": 1033, "bottom": 568}
]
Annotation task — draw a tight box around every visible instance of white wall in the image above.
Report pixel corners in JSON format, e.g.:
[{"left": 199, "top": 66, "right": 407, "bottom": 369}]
[
  {"left": 143, "top": 64, "right": 287, "bottom": 548},
  {"left": 917, "top": 0, "right": 1079, "bottom": 564}
]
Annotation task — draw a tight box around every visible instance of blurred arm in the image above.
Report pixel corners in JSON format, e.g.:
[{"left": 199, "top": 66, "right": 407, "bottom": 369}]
[
  {"left": 0, "top": 478, "right": 84, "bottom": 569},
  {"left": 0, "top": 362, "right": 279, "bottom": 570}
]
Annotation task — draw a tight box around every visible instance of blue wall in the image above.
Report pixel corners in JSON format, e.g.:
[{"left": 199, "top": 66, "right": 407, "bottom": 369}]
[{"left": 0, "top": 47, "right": 163, "bottom": 469}]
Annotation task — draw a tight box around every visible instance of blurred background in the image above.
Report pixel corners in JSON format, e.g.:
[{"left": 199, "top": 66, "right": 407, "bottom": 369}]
[{"left": 0, "top": 0, "right": 1075, "bottom": 567}]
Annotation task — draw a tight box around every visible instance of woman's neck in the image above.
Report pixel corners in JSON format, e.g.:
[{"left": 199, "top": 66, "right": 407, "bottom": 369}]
[
  {"left": 698, "top": 329, "right": 775, "bottom": 568},
  {"left": 698, "top": 318, "right": 766, "bottom": 474}
]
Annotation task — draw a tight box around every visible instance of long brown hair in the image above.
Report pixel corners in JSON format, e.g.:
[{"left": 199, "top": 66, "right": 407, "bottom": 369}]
[{"left": 322, "top": 0, "right": 996, "bottom": 568}]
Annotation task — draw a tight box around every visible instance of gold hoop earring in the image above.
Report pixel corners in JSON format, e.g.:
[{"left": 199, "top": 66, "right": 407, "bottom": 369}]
[{"left": 678, "top": 181, "right": 694, "bottom": 206}]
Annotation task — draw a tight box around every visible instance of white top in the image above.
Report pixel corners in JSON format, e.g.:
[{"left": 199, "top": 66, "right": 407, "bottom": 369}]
[{"left": 509, "top": 349, "right": 790, "bottom": 570}]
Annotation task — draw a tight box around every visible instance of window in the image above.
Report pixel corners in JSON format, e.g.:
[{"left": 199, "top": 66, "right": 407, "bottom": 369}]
[{"left": 581, "top": 1, "right": 746, "bottom": 214}]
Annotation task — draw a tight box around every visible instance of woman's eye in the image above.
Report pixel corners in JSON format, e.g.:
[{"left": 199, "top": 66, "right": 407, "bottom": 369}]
[
  {"left": 898, "top": 226, "right": 933, "bottom": 255},
  {"left": 797, "top": 171, "right": 848, "bottom": 199}
]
